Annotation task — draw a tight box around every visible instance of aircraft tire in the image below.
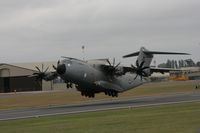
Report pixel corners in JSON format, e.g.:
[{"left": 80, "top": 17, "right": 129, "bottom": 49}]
[
  {"left": 66, "top": 83, "right": 69, "bottom": 88},
  {"left": 92, "top": 94, "right": 95, "bottom": 98},
  {"left": 108, "top": 91, "right": 110, "bottom": 96},
  {"left": 115, "top": 92, "right": 118, "bottom": 97},
  {"left": 81, "top": 92, "right": 84, "bottom": 96},
  {"left": 105, "top": 91, "right": 108, "bottom": 95},
  {"left": 85, "top": 92, "right": 88, "bottom": 97},
  {"left": 111, "top": 91, "right": 115, "bottom": 97},
  {"left": 69, "top": 83, "right": 72, "bottom": 88}
]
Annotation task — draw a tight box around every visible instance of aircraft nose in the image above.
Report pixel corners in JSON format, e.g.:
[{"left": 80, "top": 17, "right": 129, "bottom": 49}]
[{"left": 57, "top": 64, "right": 66, "bottom": 75}]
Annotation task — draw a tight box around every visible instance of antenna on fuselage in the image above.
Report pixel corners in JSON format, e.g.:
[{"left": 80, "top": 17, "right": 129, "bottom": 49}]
[{"left": 82, "top": 45, "right": 85, "bottom": 61}]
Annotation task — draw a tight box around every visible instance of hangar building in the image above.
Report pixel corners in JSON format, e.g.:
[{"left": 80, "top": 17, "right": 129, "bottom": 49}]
[{"left": 0, "top": 64, "right": 52, "bottom": 93}]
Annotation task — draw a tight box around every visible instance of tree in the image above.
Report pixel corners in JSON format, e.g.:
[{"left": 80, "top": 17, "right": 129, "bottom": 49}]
[
  {"left": 185, "top": 59, "right": 195, "bottom": 67},
  {"left": 175, "top": 60, "right": 178, "bottom": 68},
  {"left": 166, "top": 59, "right": 172, "bottom": 68},
  {"left": 158, "top": 63, "right": 167, "bottom": 68}
]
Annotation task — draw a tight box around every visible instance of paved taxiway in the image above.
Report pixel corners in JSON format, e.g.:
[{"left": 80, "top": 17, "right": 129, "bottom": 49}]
[{"left": 0, "top": 92, "right": 200, "bottom": 121}]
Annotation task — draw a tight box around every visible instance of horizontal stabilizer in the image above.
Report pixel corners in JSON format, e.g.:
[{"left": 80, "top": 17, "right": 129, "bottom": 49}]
[{"left": 123, "top": 51, "right": 190, "bottom": 58}]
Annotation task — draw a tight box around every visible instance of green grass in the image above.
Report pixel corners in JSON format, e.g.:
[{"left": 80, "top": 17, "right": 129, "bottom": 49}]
[
  {"left": 1, "top": 102, "right": 200, "bottom": 133},
  {"left": 0, "top": 80, "right": 199, "bottom": 110}
]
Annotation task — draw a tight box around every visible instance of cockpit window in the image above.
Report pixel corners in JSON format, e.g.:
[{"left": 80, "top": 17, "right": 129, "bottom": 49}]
[{"left": 61, "top": 59, "right": 72, "bottom": 64}]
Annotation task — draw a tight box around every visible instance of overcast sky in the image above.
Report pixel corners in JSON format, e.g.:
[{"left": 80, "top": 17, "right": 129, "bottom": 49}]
[{"left": 0, "top": 0, "right": 199, "bottom": 65}]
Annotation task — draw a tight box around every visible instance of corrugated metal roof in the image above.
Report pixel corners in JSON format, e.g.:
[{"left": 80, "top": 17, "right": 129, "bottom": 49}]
[
  {"left": 0, "top": 63, "right": 37, "bottom": 72},
  {"left": 0, "top": 63, "right": 37, "bottom": 77}
]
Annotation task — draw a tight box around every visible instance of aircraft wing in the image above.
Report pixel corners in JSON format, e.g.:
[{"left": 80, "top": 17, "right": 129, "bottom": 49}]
[
  {"left": 101, "top": 64, "right": 139, "bottom": 76},
  {"left": 150, "top": 67, "right": 181, "bottom": 74},
  {"left": 95, "top": 81, "right": 124, "bottom": 92},
  {"left": 123, "top": 66, "right": 180, "bottom": 75},
  {"left": 122, "top": 66, "right": 137, "bottom": 73}
]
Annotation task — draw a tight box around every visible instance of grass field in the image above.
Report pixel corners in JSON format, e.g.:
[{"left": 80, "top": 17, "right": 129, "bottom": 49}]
[
  {"left": 0, "top": 102, "right": 200, "bottom": 133},
  {"left": 0, "top": 80, "right": 199, "bottom": 110}
]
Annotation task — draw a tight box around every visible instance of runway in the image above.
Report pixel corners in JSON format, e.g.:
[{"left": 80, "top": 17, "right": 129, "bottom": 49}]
[{"left": 0, "top": 92, "right": 200, "bottom": 121}]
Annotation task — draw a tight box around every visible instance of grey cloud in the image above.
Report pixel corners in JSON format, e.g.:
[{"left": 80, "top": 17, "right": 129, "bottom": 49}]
[{"left": 0, "top": 0, "right": 199, "bottom": 64}]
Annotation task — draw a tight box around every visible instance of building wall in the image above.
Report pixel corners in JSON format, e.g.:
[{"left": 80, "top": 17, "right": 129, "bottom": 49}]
[
  {"left": 0, "top": 78, "right": 3, "bottom": 93},
  {"left": 0, "top": 64, "right": 52, "bottom": 92},
  {"left": 10, "top": 76, "right": 42, "bottom": 92},
  {"left": 42, "top": 80, "right": 53, "bottom": 91},
  {"left": 0, "top": 76, "right": 42, "bottom": 93}
]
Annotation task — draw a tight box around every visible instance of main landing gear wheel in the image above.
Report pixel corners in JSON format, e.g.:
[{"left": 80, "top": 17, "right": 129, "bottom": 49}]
[
  {"left": 81, "top": 90, "right": 95, "bottom": 98},
  {"left": 104, "top": 90, "right": 118, "bottom": 97},
  {"left": 66, "top": 83, "right": 72, "bottom": 88}
]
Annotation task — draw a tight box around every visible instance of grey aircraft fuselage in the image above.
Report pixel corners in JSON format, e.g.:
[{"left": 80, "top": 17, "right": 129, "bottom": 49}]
[
  {"left": 57, "top": 58, "right": 144, "bottom": 97},
  {"left": 36, "top": 47, "right": 189, "bottom": 98}
]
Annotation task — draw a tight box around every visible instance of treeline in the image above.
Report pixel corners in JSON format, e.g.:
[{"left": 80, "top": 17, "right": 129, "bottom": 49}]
[{"left": 158, "top": 59, "right": 200, "bottom": 68}]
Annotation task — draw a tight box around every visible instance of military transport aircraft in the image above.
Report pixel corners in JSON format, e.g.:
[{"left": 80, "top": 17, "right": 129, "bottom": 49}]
[{"left": 33, "top": 47, "right": 189, "bottom": 98}]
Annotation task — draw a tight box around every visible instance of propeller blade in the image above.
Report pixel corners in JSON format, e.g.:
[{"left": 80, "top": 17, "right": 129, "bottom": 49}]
[
  {"left": 53, "top": 65, "right": 57, "bottom": 70},
  {"left": 106, "top": 58, "right": 121, "bottom": 76},
  {"left": 33, "top": 72, "right": 39, "bottom": 75},
  {"left": 35, "top": 66, "right": 41, "bottom": 72},
  {"left": 113, "top": 58, "right": 115, "bottom": 66},
  {"left": 133, "top": 60, "right": 149, "bottom": 80},
  {"left": 114, "top": 62, "right": 121, "bottom": 69},
  {"left": 136, "top": 60, "right": 139, "bottom": 67},
  {"left": 139, "top": 61, "right": 145, "bottom": 68},
  {"left": 131, "top": 64, "right": 137, "bottom": 70},
  {"left": 42, "top": 64, "right": 44, "bottom": 72},
  {"left": 141, "top": 71, "right": 148, "bottom": 77},
  {"left": 107, "top": 59, "right": 112, "bottom": 66},
  {"left": 33, "top": 64, "right": 50, "bottom": 81},
  {"left": 141, "top": 67, "right": 150, "bottom": 71},
  {"left": 140, "top": 75, "right": 143, "bottom": 81},
  {"left": 44, "top": 66, "right": 49, "bottom": 73},
  {"left": 134, "top": 74, "right": 138, "bottom": 80}
]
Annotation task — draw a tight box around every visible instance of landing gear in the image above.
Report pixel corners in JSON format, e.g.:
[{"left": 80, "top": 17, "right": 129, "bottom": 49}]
[
  {"left": 66, "top": 82, "right": 72, "bottom": 88},
  {"left": 196, "top": 85, "right": 199, "bottom": 89},
  {"left": 81, "top": 90, "right": 95, "bottom": 98},
  {"left": 104, "top": 90, "right": 118, "bottom": 97}
]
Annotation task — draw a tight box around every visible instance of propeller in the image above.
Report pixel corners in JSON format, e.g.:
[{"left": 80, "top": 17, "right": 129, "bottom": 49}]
[
  {"left": 131, "top": 60, "right": 149, "bottom": 80},
  {"left": 33, "top": 64, "right": 49, "bottom": 81},
  {"left": 106, "top": 58, "right": 121, "bottom": 76}
]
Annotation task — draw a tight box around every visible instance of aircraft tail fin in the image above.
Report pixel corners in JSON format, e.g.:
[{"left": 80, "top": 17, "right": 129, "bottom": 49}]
[{"left": 123, "top": 47, "right": 189, "bottom": 76}]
